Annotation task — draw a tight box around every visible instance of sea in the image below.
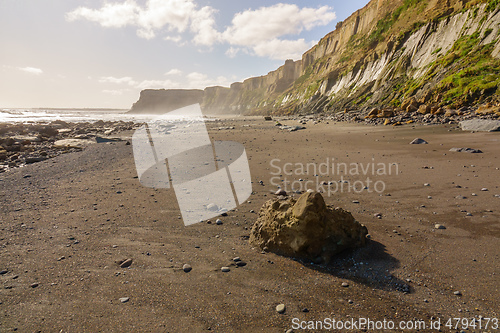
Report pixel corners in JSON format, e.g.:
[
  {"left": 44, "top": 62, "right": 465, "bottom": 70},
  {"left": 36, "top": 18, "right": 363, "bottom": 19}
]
[{"left": 0, "top": 108, "right": 169, "bottom": 124}]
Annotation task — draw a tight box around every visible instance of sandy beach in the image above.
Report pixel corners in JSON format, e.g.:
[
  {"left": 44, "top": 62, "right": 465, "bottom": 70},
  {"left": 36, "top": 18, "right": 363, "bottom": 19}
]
[{"left": 1, "top": 117, "right": 499, "bottom": 332}]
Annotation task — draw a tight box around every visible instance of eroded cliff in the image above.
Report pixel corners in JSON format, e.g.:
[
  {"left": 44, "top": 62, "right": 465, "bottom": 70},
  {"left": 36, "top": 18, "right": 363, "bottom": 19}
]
[{"left": 129, "top": 0, "right": 500, "bottom": 115}]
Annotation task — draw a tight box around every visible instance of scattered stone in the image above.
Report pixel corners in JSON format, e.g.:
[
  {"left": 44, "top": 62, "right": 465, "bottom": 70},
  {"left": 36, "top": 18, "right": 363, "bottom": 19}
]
[
  {"left": 449, "top": 147, "right": 483, "bottom": 153},
  {"left": 341, "top": 282, "right": 349, "bottom": 287},
  {"left": 216, "top": 219, "right": 223, "bottom": 225},
  {"left": 119, "top": 258, "right": 133, "bottom": 268},
  {"left": 232, "top": 257, "right": 241, "bottom": 262},
  {"left": 221, "top": 267, "right": 230, "bottom": 272},
  {"left": 410, "top": 138, "right": 428, "bottom": 144},
  {"left": 182, "top": 264, "right": 192, "bottom": 273},
  {"left": 460, "top": 119, "right": 500, "bottom": 132},
  {"left": 280, "top": 125, "right": 306, "bottom": 132},
  {"left": 0, "top": 270, "right": 7, "bottom": 275},
  {"left": 374, "top": 213, "right": 382, "bottom": 219},
  {"left": 276, "top": 304, "right": 286, "bottom": 314},
  {"left": 30, "top": 283, "right": 39, "bottom": 288},
  {"left": 57, "top": 256, "right": 65, "bottom": 261},
  {"left": 275, "top": 189, "right": 287, "bottom": 196},
  {"left": 236, "top": 261, "right": 247, "bottom": 267},
  {"left": 424, "top": 183, "right": 430, "bottom": 187},
  {"left": 119, "top": 297, "right": 130, "bottom": 303},
  {"left": 481, "top": 188, "right": 488, "bottom": 191},
  {"left": 435, "top": 224, "right": 446, "bottom": 230},
  {"left": 264, "top": 116, "right": 272, "bottom": 121},
  {"left": 95, "top": 136, "right": 123, "bottom": 143},
  {"left": 206, "top": 203, "right": 219, "bottom": 212},
  {"left": 53, "top": 139, "right": 94, "bottom": 149},
  {"left": 454, "top": 291, "right": 462, "bottom": 296},
  {"left": 249, "top": 191, "right": 368, "bottom": 263}
]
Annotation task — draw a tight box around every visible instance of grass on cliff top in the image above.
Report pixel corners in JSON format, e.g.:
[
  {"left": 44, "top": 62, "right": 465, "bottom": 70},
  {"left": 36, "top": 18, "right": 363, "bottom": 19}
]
[
  {"left": 437, "top": 40, "right": 500, "bottom": 106},
  {"left": 395, "top": 28, "right": 500, "bottom": 107}
]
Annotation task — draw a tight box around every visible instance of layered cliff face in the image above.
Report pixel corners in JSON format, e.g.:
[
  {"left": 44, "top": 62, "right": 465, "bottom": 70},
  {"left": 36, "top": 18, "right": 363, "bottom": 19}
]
[
  {"left": 278, "top": 0, "right": 500, "bottom": 114},
  {"left": 129, "top": 0, "right": 500, "bottom": 115}
]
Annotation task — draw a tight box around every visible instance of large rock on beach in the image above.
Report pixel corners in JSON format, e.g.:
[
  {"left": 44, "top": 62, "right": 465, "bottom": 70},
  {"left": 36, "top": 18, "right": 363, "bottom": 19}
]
[
  {"left": 249, "top": 191, "right": 368, "bottom": 263},
  {"left": 459, "top": 119, "right": 500, "bottom": 132}
]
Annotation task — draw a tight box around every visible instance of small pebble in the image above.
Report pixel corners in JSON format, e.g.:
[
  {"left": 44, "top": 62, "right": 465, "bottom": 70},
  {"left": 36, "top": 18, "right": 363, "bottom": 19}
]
[
  {"left": 276, "top": 304, "right": 286, "bottom": 314},
  {"left": 341, "top": 282, "right": 349, "bottom": 287},
  {"left": 232, "top": 257, "right": 241, "bottom": 262},
  {"left": 216, "top": 219, "right": 223, "bottom": 225},
  {"left": 236, "top": 261, "right": 247, "bottom": 267},
  {"left": 119, "top": 297, "right": 129, "bottom": 303},
  {"left": 221, "top": 267, "right": 230, "bottom": 272},
  {"left": 434, "top": 224, "right": 446, "bottom": 230},
  {"left": 481, "top": 188, "right": 488, "bottom": 191},
  {"left": 182, "top": 264, "right": 192, "bottom": 273},
  {"left": 30, "top": 283, "right": 39, "bottom": 288},
  {"left": 454, "top": 291, "right": 462, "bottom": 296},
  {"left": 119, "top": 259, "right": 133, "bottom": 268},
  {"left": 0, "top": 270, "right": 7, "bottom": 275},
  {"left": 275, "top": 189, "right": 287, "bottom": 196},
  {"left": 424, "top": 183, "right": 430, "bottom": 186}
]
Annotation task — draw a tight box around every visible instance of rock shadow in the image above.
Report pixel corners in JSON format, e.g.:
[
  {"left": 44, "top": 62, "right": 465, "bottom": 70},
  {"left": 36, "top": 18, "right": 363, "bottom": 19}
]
[{"left": 295, "top": 239, "right": 411, "bottom": 293}]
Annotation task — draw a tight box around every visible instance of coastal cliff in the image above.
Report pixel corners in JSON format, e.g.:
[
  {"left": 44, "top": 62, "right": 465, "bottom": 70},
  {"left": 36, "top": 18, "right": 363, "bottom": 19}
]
[{"left": 129, "top": 0, "right": 500, "bottom": 115}]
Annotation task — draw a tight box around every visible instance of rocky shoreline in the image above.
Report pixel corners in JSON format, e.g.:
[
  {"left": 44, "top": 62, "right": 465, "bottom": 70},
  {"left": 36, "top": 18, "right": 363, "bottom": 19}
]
[
  {"left": 2, "top": 101, "right": 499, "bottom": 172},
  {"left": 292, "top": 101, "right": 500, "bottom": 127},
  {"left": 0, "top": 120, "right": 140, "bottom": 172}
]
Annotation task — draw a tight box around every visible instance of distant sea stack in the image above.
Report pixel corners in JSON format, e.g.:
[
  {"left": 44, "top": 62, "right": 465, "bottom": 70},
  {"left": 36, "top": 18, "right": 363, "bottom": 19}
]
[{"left": 128, "top": 89, "right": 204, "bottom": 114}]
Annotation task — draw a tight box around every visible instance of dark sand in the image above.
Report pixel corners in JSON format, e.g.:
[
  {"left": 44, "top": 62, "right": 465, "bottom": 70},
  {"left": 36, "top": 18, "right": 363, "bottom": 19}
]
[{"left": 1, "top": 118, "right": 499, "bottom": 332}]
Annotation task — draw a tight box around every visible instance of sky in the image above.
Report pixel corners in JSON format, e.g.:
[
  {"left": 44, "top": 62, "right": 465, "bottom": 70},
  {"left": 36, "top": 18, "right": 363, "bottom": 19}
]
[{"left": 0, "top": 0, "right": 370, "bottom": 109}]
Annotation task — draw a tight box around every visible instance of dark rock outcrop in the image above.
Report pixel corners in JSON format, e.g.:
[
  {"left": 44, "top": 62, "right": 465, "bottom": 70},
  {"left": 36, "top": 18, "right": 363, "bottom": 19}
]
[{"left": 128, "top": 89, "right": 204, "bottom": 114}]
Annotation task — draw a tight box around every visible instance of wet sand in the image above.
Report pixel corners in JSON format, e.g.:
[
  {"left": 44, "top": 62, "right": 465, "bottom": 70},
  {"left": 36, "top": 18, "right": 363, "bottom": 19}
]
[{"left": 0, "top": 118, "right": 499, "bottom": 332}]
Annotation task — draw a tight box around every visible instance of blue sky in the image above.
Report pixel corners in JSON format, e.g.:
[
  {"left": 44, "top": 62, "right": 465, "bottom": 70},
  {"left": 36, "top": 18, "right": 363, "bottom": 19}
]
[{"left": 0, "top": 0, "right": 370, "bottom": 108}]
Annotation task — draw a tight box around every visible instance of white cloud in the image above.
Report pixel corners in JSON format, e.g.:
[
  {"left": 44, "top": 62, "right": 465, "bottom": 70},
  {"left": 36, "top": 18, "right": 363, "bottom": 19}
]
[
  {"left": 18, "top": 67, "right": 43, "bottom": 75},
  {"left": 98, "top": 76, "right": 137, "bottom": 85},
  {"left": 190, "top": 6, "right": 220, "bottom": 46},
  {"left": 253, "top": 38, "right": 316, "bottom": 60},
  {"left": 225, "top": 47, "right": 240, "bottom": 58},
  {"left": 66, "top": 0, "right": 138, "bottom": 28},
  {"left": 66, "top": 1, "right": 335, "bottom": 61},
  {"left": 66, "top": 0, "right": 218, "bottom": 43},
  {"left": 221, "top": 4, "right": 335, "bottom": 60},
  {"left": 165, "top": 69, "right": 183, "bottom": 76},
  {"left": 186, "top": 72, "right": 230, "bottom": 88},
  {"left": 135, "top": 79, "right": 180, "bottom": 89},
  {"left": 164, "top": 35, "right": 183, "bottom": 43},
  {"left": 103, "top": 89, "right": 125, "bottom": 95}
]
